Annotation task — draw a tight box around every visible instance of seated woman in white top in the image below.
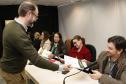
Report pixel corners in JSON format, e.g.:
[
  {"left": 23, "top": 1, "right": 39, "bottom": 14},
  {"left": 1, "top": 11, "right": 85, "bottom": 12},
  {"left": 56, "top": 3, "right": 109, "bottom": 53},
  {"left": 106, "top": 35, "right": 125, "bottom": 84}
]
[{"left": 38, "top": 31, "right": 51, "bottom": 55}]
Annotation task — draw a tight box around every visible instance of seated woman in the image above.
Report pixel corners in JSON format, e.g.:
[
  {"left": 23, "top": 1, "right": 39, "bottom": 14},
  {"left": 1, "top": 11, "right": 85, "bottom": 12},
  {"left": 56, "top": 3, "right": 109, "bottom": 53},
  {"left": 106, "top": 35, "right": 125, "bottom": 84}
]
[
  {"left": 68, "top": 35, "right": 92, "bottom": 61},
  {"left": 38, "top": 31, "right": 51, "bottom": 55},
  {"left": 48, "top": 32, "right": 67, "bottom": 59}
]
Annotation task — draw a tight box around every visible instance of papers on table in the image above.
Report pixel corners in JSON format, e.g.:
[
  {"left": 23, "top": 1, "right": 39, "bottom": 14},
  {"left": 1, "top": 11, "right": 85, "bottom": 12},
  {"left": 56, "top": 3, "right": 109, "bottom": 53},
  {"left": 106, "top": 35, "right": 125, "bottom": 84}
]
[{"left": 64, "top": 55, "right": 87, "bottom": 69}]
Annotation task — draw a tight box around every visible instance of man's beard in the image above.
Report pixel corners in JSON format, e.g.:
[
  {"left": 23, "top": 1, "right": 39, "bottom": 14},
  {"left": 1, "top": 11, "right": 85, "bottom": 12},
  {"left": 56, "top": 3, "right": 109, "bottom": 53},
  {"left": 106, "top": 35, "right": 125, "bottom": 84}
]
[
  {"left": 28, "top": 20, "right": 36, "bottom": 28},
  {"left": 28, "top": 22, "right": 34, "bottom": 28}
]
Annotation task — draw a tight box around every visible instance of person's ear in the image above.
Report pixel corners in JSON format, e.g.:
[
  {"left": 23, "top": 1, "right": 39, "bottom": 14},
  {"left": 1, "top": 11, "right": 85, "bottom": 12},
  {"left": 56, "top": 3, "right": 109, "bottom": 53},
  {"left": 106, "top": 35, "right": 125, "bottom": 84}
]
[
  {"left": 27, "top": 11, "right": 32, "bottom": 17},
  {"left": 118, "top": 49, "right": 123, "bottom": 55}
]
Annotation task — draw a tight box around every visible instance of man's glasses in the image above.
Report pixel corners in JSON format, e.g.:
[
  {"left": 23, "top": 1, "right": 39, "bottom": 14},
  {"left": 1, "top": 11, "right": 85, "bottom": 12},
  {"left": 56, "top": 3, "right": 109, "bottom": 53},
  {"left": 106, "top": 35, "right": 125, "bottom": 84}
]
[{"left": 32, "top": 12, "right": 39, "bottom": 19}]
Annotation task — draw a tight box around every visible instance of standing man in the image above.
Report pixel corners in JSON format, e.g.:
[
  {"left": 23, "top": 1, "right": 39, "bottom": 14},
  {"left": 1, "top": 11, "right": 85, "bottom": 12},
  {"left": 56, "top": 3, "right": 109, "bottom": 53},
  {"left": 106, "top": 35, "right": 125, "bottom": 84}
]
[{"left": 0, "top": 1, "right": 70, "bottom": 84}]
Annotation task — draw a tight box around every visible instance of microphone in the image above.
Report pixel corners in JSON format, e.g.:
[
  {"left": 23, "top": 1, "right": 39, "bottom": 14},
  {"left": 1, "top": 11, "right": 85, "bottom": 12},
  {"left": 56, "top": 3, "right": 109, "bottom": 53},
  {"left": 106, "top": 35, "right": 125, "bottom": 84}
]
[
  {"left": 53, "top": 56, "right": 64, "bottom": 64},
  {"left": 78, "top": 61, "right": 97, "bottom": 74},
  {"left": 77, "top": 68, "right": 92, "bottom": 74},
  {"left": 84, "top": 61, "right": 97, "bottom": 69}
]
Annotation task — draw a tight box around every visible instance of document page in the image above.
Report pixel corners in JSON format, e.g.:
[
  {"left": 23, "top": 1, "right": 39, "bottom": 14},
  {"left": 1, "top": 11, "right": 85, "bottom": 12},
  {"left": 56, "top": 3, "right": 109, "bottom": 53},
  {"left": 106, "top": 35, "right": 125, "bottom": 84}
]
[{"left": 64, "top": 55, "right": 87, "bottom": 69}]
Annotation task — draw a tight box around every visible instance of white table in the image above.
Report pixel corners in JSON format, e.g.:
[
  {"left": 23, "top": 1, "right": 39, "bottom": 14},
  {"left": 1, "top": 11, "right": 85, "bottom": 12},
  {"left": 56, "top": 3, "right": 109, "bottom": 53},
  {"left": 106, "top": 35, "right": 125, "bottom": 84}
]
[{"left": 26, "top": 65, "right": 99, "bottom": 84}]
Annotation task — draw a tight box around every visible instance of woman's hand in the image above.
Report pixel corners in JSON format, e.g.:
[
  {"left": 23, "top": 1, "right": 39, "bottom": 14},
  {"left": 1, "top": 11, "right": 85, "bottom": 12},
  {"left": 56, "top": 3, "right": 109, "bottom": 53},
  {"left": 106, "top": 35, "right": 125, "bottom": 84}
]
[{"left": 48, "top": 54, "right": 55, "bottom": 59}]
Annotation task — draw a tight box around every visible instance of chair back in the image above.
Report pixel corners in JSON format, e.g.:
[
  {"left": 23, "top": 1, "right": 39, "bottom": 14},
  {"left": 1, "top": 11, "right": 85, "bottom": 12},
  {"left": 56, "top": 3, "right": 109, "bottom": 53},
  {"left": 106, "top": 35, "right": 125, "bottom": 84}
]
[
  {"left": 65, "top": 39, "right": 72, "bottom": 52},
  {"left": 85, "top": 44, "right": 96, "bottom": 62}
]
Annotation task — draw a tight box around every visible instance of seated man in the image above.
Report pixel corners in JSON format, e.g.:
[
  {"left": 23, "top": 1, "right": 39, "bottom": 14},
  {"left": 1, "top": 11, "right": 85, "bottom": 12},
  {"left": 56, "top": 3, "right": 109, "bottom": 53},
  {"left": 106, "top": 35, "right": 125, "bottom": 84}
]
[{"left": 89, "top": 35, "right": 126, "bottom": 84}]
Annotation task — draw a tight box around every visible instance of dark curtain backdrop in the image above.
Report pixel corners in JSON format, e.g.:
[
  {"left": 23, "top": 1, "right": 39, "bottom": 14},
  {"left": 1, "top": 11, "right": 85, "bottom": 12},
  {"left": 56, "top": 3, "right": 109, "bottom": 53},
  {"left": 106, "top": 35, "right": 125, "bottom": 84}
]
[
  {"left": 0, "top": 20, "right": 5, "bottom": 58},
  {"left": 0, "top": 5, "right": 58, "bottom": 33}
]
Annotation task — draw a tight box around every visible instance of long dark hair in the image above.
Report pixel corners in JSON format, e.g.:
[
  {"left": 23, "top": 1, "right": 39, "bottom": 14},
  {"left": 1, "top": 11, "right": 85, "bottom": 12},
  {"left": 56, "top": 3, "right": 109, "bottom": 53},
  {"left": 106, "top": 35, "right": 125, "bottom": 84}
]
[
  {"left": 42, "top": 31, "right": 50, "bottom": 41},
  {"left": 51, "top": 32, "right": 64, "bottom": 52}
]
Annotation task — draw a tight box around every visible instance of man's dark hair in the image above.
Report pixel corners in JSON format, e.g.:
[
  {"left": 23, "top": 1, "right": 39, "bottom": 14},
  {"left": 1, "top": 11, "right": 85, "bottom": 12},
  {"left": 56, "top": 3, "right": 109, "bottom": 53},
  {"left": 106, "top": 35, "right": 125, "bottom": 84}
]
[{"left": 108, "top": 35, "right": 126, "bottom": 51}]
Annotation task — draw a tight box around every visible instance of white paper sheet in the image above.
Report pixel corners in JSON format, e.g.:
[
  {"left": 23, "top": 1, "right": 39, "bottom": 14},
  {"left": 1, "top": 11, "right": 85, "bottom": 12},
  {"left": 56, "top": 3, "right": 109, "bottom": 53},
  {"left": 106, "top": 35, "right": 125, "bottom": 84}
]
[{"left": 64, "top": 55, "right": 87, "bottom": 69}]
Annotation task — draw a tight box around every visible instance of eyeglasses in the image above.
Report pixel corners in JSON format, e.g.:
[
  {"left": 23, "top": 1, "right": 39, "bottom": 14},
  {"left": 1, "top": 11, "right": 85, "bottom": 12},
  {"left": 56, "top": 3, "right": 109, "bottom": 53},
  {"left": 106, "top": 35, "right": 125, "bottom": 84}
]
[
  {"left": 73, "top": 42, "right": 77, "bottom": 45},
  {"left": 32, "top": 12, "right": 39, "bottom": 19}
]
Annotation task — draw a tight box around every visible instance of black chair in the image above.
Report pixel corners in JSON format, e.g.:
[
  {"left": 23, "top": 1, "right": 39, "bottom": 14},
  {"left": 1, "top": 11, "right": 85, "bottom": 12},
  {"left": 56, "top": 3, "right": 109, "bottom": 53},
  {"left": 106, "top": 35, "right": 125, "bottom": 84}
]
[{"left": 85, "top": 44, "right": 96, "bottom": 62}]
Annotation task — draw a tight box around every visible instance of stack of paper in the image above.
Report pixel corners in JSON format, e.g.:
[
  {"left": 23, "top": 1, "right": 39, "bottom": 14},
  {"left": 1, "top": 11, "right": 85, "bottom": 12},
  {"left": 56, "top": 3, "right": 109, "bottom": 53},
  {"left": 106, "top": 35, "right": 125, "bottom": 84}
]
[{"left": 64, "top": 55, "right": 87, "bottom": 69}]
